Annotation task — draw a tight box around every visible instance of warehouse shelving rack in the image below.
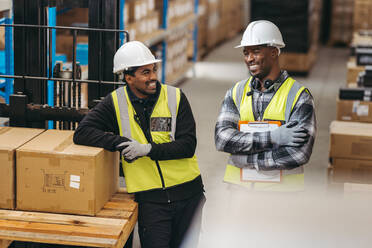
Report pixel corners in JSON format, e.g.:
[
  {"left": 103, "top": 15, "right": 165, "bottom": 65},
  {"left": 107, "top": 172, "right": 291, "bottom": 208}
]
[
  {"left": 0, "top": 0, "right": 200, "bottom": 126},
  {"left": 0, "top": 6, "right": 13, "bottom": 104},
  {"left": 119, "top": 0, "right": 199, "bottom": 84}
]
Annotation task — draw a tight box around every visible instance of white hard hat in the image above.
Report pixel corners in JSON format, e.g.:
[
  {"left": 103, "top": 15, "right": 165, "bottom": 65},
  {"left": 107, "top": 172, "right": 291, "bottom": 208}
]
[
  {"left": 113, "top": 41, "right": 161, "bottom": 74},
  {"left": 235, "top": 20, "right": 285, "bottom": 49}
]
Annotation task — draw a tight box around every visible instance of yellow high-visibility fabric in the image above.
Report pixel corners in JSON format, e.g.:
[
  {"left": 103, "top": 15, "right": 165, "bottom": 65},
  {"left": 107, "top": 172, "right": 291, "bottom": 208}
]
[
  {"left": 112, "top": 85, "right": 200, "bottom": 193},
  {"left": 226, "top": 77, "right": 306, "bottom": 191}
]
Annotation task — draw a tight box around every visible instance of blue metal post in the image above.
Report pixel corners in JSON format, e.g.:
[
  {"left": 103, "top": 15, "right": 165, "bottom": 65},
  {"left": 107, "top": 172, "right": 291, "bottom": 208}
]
[
  {"left": 161, "top": 0, "right": 169, "bottom": 83},
  {"left": 119, "top": 0, "right": 125, "bottom": 45},
  {"left": 48, "top": 7, "right": 56, "bottom": 129},
  {"left": 193, "top": 0, "right": 199, "bottom": 62},
  {"left": 4, "top": 15, "right": 13, "bottom": 104}
]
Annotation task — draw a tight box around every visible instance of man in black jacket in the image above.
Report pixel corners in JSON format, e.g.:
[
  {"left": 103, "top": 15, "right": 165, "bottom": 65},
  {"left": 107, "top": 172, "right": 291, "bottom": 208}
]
[{"left": 73, "top": 41, "right": 205, "bottom": 248}]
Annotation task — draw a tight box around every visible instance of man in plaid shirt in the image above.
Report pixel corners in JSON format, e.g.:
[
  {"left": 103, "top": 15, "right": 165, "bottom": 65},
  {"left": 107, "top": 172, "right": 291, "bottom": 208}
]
[{"left": 215, "top": 20, "right": 316, "bottom": 189}]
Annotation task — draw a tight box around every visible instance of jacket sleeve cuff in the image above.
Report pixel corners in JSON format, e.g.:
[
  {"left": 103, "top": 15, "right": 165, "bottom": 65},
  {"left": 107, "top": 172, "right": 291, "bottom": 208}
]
[{"left": 253, "top": 131, "right": 273, "bottom": 151}]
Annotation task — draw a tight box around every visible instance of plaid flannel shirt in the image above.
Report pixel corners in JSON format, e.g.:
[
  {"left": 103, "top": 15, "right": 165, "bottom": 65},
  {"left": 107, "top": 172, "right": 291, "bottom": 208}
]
[{"left": 214, "top": 71, "right": 316, "bottom": 171}]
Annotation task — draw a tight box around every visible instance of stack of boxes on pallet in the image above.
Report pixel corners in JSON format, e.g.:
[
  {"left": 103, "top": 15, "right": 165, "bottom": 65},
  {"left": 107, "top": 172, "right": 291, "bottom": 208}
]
[
  {"left": 346, "top": 0, "right": 372, "bottom": 87},
  {"left": 329, "top": 0, "right": 354, "bottom": 45},
  {"left": 329, "top": 121, "right": 372, "bottom": 184},
  {"left": 347, "top": 32, "right": 372, "bottom": 87},
  {"left": 125, "top": 0, "right": 160, "bottom": 41},
  {"left": 167, "top": 0, "right": 194, "bottom": 28},
  {"left": 251, "top": 0, "right": 321, "bottom": 73},
  {"left": 165, "top": 0, "right": 195, "bottom": 82},
  {"left": 0, "top": 127, "right": 119, "bottom": 216},
  {"left": 166, "top": 29, "right": 190, "bottom": 82},
  {"left": 353, "top": 0, "right": 372, "bottom": 31},
  {"left": 197, "top": 0, "right": 243, "bottom": 57},
  {"left": 331, "top": 0, "right": 372, "bottom": 186}
]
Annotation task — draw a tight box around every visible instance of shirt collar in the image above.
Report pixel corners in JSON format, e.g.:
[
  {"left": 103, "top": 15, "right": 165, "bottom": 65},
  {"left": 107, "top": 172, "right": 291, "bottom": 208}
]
[
  {"left": 126, "top": 81, "right": 161, "bottom": 104},
  {"left": 269, "top": 70, "right": 289, "bottom": 92}
]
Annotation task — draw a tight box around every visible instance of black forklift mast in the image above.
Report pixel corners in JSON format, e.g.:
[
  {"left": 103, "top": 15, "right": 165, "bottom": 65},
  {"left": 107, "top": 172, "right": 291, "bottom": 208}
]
[{"left": 0, "top": 0, "right": 126, "bottom": 129}]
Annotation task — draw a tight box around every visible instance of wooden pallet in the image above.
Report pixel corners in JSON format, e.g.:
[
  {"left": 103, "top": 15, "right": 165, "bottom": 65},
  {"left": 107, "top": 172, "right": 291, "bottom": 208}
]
[
  {"left": 0, "top": 191, "right": 137, "bottom": 248},
  {"left": 279, "top": 45, "right": 317, "bottom": 73}
]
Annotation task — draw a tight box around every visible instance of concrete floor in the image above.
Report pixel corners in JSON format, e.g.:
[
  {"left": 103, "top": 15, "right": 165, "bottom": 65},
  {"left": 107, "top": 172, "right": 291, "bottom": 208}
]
[
  {"left": 180, "top": 37, "right": 372, "bottom": 248},
  {"left": 132, "top": 36, "right": 372, "bottom": 247}
]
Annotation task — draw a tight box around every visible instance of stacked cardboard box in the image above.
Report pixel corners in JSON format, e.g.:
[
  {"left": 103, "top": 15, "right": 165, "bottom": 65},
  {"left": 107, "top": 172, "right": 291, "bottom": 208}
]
[
  {"left": 251, "top": 0, "right": 321, "bottom": 73},
  {"left": 206, "top": 0, "right": 221, "bottom": 49},
  {"left": 16, "top": 129, "right": 119, "bottom": 216},
  {"left": 329, "top": 0, "right": 354, "bottom": 45},
  {"left": 125, "top": 0, "right": 160, "bottom": 41},
  {"left": 329, "top": 121, "right": 372, "bottom": 184},
  {"left": 167, "top": 0, "right": 194, "bottom": 28},
  {"left": 219, "top": 0, "right": 243, "bottom": 40},
  {"left": 346, "top": 32, "right": 372, "bottom": 86},
  {"left": 166, "top": 29, "right": 190, "bottom": 82},
  {"left": 337, "top": 99, "right": 372, "bottom": 122},
  {"left": 197, "top": 0, "right": 208, "bottom": 57},
  {"left": 353, "top": 0, "right": 372, "bottom": 32},
  {"left": 0, "top": 127, "right": 45, "bottom": 210}
]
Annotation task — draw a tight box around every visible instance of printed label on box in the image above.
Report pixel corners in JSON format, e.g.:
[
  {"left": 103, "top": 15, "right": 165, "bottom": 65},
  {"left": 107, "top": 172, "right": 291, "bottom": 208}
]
[
  {"left": 70, "top": 181, "right": 80, "bottom": 189},
  {"left": 70, "top": 175, "right": 80, "bottom": 182},
  {"left": 357, "top": 104, "right": 369, "bottom": 116}
]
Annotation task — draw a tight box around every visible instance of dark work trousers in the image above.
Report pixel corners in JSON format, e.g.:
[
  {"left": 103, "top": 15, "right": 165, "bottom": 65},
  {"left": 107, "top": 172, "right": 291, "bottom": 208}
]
[{"left": 138, "top": 192, "right": 206, "bottom": 248}]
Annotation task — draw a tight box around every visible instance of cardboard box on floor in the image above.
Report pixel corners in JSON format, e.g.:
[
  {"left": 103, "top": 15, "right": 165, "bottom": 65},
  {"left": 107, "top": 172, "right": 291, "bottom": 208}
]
[
  {"left": 337, "top": 99, "right": 372, "bottom": 122},
  {"left": 0, "top": 127, "right": 45, "bottom": 210},
  {"left": 331, "top": 158, "right": 372, "bottom": 184},
  {"left": 16, "top": 129, "right": 119, "bottom": 216},
  {"left": 329, "top": 121, "right": 372, "bottom": 161}
]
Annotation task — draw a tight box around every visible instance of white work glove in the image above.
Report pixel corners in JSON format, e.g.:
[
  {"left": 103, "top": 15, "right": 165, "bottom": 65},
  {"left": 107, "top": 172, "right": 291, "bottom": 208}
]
[
  {"left": 117, "top": 140, "right": 152, "bottom": 161},
  {"left": 270, "top": 121, "right": 309, "bottom": 147},
  {"left": 230, "top": 154, "right": 251, "bottom": 169}
]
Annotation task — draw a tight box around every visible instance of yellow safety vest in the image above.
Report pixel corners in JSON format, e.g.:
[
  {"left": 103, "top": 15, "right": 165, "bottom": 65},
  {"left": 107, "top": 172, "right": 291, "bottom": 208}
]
[
  {"left": 112, "top": 84, "right": 201, "bottom": 193},
  {"left": 224, "top": 76, "right": 307, "bottom": 191}
]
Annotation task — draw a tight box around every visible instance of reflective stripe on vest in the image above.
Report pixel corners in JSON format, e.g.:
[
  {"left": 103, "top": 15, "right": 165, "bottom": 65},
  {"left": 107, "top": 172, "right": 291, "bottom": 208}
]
[
  {"left": 112, "top": 84, "right": 200, "bottom": 193},
  {"left": 225, "top": 76, "right": 307, "bottom": 191}
]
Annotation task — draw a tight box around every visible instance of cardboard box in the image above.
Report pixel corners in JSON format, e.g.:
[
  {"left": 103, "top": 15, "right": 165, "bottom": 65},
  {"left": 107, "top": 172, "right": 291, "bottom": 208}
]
[
  {"left": 332, "top": 158, "right": 372, "bottom": 184},
  {"left": 128, "top": 0, "right": 147, "bottom": 23},
  {"left": 0, "top": 127, "right": 44, "bottom": 210},
  {"left": 337, "top": 99, "right": 372, "bottom": 122},
  {"left": 16, "top": 130, "right": 118, "bottom": 216},
  {"left": 347, "top": 57, "right": 365, "bottom": 85},
  {"left": 329, "top": 121, "right": 372, "bottom": 160}
]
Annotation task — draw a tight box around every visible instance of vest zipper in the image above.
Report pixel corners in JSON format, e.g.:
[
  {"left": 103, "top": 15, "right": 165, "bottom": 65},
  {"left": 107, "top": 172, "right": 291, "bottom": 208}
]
[{"left": 146, "top": 91, "right": 171, "bottom": 204}]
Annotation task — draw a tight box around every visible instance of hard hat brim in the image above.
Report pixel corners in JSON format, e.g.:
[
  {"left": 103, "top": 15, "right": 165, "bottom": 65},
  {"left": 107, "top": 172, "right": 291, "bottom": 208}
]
[
  {"left": 234, "top": 43, "right": 285, "bottom": 49},
  {"left": 113, "top": 59, "right": 162, "bottom": 74}
]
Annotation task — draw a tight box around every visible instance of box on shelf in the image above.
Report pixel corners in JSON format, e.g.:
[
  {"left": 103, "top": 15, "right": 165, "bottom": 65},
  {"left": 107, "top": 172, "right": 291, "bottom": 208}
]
[
  {"left": 16, "top": 130, "right": 119, "bottom": 216},
  {"left": 0, "top": 127, "right": 45, "bottom": 210},
  {"left": 329, "top": 121, "right": 372, "bottom": 161},
  {"left": 128, "top": 0, "right": 148, "bottom": 23}
]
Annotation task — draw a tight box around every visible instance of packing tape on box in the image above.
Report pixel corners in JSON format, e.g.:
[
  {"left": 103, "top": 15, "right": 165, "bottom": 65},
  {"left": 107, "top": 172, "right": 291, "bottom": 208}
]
[
  {"left": 54, "top": 133, "right": 74, "bottom": 152},
  {"left": 0, "top": 127, "right": 10, "bottom": 135}
]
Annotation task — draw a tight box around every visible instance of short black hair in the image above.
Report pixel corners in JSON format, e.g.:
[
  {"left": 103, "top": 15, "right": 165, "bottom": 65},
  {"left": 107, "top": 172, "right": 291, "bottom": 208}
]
[{"left": 123, "top": 66, "right": 140, "bottom": 82}]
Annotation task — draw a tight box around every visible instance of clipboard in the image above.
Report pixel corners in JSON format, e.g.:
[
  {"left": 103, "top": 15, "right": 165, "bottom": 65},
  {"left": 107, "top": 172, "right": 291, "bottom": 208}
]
[
  {"left": 238, "top": 120, "right": 282, "bottom": 183},
  {"left": 238, "top": 120, "right": 281, "bottom": 132}
]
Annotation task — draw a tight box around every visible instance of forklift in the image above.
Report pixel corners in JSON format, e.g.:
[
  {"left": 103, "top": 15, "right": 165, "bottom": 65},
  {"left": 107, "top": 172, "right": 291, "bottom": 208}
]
[{"left": 0, "top": 0, "right": 133, "bottom": 247}]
